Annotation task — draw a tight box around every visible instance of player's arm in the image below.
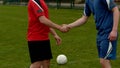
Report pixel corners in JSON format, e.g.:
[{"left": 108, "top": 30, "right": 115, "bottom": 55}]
[
  {"left": 112, "top": 6, "right": 119, "bottom": 32},
  {"left": 67, "top": 15, "right": 89, "bottom": 29},
  {"left": 109, "top": 6, "right": 119, "bottom": 41},
  {"left": 39, "top": 16, "right": 62, "bottom": 30},
  {"left": 50, "top": 28, "right": 62, "bottom": 45},
  {"left": 66, "top": 0, "right": 91, "bottom": 29}
]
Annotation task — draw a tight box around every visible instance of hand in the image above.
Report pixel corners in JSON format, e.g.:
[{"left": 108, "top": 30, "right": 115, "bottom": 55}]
[
  {"left": 54, "top": 35, "right": 62, "bottom": 45},
  {"left": 108, "top": 30, "right": 118, "bottom": 41},
  {"left": 60, "top": 24, "right": 70, "bottom": 33}
]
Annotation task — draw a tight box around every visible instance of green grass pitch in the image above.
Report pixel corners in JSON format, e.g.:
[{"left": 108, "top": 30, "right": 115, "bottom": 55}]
[{"left": 0, "top": 5, "right": 120, "bottom": 68}]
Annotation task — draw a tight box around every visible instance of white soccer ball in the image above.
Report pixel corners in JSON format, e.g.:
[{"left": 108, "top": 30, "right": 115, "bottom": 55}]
[{"left": 56, "top": 54, "right": 67, "bottom": 64}]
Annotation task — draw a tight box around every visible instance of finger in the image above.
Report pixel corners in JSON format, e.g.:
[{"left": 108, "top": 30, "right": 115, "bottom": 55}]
[
  {"left": 57, "top": 41, "right": 61, "bottom": 45},
  {"left": 62, "top": 24, "right": 67, "bottom": 26},
  {"left": 56, "top": 38, "right": 61, "bottom": 45}
]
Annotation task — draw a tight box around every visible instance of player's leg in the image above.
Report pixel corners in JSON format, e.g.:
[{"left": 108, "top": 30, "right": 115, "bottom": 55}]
[
  {"left": 28, "top": 41, "right": 42, "bottom": 68},
  {"left": 30, "top": 61, "right": 42, "bottom": 68},
  {"left": 100, "top": 58, "right": 111, "bottom": 68},
  {"left": 97, "top": 40, "right": 117, "bottom": 68},
  {"left": 99, "top": 40, "right": 111, "bottom": 68},
  {"left": 41, "top": 40, "right": 52, "bottom": 68},
  {"left": 28, "top": 40, "right": 52, "bottom": 68}
]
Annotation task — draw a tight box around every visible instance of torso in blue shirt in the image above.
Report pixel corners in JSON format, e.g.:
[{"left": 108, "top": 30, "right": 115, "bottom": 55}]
[{"left": 84, "top": 0, "right": 116, "bottom": 41}]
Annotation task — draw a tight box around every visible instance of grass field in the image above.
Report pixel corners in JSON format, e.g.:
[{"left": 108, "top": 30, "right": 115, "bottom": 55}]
[{"left": 0, "top": 5, "right": 120, "bottom": 68}]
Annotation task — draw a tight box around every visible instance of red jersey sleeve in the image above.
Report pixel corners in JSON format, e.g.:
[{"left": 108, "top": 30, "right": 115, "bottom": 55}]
[{"left": 31, "top": 0, "right": 45, "bottom": 18}]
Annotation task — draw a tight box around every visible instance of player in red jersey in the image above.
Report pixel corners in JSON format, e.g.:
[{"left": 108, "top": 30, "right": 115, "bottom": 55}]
[{"left": 27, "top": 0, "right": 66, "bottom": 68}]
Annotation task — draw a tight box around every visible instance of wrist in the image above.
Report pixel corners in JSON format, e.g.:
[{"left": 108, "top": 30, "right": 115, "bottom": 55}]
[
  {"left": 67, "top": 24, "right": 72, "bottom": 29},
  {"left": 57, "top": 25, "right": 62, "bottom": 31},
  {"left": 112, "top": 28, "right": 118, "bottom": 32}
]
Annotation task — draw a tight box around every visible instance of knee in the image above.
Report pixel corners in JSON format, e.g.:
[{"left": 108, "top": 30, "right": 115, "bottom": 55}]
[
  {"left": 100, "top": 58, "right": 110, "bottom": 65},
  {"left": 30, "top": 61, "right": 41, "bottom": 68},
  {"left": 43, "top": 60, "right": 50, "bottom": 67},
  {"left": 43, "top": 60, "right": 50, "bottom": 64},
  {"left": 100, "top": 59, "right": 104, "bottom": 65}
]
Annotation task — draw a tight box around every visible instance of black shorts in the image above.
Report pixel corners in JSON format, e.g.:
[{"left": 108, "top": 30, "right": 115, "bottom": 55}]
[{"left": 28, "top": 40, "right": 53, "bottom": 63}]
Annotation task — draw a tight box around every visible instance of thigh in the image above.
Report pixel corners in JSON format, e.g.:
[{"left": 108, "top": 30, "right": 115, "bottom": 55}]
[
  {"left": 28, "top": 40, "right": 53, "bottom": 63},
  {"left": 97, "top": 40, "right": 117, "bottom": 60}
]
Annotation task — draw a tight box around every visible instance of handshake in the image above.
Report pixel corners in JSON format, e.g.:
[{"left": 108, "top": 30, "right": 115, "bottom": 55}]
[{"left": 59, "top": 24, "right": 71, "bottom": 33}]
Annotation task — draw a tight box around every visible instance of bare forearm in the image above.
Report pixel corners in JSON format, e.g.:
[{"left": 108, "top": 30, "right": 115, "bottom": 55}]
[
  {"left": 112, "top": 6, "right": 119, "bottom": 31},
  {"left": 50, "top": 28, "right": 58, "bottom": 36},
  {"left": 67, "top": 15, "right": 88, "bottom": 28},
  {"left": 39, "top": 16, "right": 61, "bottom": 30},
  {"left": 50, "top": 28, "right": 62, "bottom": 45}
]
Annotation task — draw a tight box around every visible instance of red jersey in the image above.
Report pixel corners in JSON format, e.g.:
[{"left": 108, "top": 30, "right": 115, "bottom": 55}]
[{"left": 27, "top": 0, "right": 50, "bottom": 41}]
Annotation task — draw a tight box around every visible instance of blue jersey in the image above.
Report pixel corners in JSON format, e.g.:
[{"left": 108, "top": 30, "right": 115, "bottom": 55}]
[{"left": 84, "top": 0, "right": 116, "bottom": 41}]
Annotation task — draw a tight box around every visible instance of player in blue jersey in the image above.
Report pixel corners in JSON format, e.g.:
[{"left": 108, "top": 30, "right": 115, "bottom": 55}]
[{"left": 62, "top": 0, "right": 119, "bottom": 68}]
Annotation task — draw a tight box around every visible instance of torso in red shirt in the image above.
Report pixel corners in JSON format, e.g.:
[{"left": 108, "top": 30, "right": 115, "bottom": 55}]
[{"left": 27, "top": 0, "right": 50, "bottom": 41}]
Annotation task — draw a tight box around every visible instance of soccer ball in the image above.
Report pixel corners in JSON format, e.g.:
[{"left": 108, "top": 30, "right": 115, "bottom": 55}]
[{"left": 56, "top": 54, "right": 67, "bottom": 64}]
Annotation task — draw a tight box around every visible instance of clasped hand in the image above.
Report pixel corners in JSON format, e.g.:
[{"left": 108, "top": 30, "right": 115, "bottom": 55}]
[{"left": 59, "top": 24, "right": 70, "bottom": 33}]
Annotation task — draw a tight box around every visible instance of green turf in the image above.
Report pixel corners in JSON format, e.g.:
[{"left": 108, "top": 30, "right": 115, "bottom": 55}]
[{"left": 0, "top": 5, "right": 120, "bottom": 68}]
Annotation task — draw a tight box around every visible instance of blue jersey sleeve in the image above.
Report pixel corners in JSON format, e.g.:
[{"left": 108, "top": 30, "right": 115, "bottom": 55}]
[
  {"left": 102, "top": 0, "right": 116, "bottom": 10},
  {"left": 84, "top": 0, "right": 91, "bottom": 16}
]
